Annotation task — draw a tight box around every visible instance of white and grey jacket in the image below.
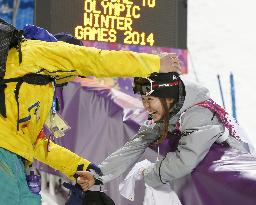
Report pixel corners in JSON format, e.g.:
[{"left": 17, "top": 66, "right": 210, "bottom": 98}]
[{"left": 98, "top": 77, "right": 250, "bottom": 188}]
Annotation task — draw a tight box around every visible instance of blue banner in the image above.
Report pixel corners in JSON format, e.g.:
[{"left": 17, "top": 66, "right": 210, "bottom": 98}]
[{"left": 0, "top": 0, "right": 34, "bottom": 28}]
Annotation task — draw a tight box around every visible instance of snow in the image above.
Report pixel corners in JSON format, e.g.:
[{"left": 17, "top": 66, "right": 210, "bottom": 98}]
[{"left": 187, "top": 0, "right": 256, "bottom": 145}]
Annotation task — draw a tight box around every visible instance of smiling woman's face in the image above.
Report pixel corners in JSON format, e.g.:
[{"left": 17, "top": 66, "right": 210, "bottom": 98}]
[{"left": 141, "top": 95, "right": 174, "bottom": 122}]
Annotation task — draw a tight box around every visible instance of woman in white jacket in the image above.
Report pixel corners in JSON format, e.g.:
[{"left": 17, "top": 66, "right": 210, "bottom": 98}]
[{"left": 78, "top": 72, "right": 256, "bottom": 205}]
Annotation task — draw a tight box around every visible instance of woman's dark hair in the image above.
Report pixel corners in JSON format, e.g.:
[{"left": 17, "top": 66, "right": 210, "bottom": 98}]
[
  {"left": 158, "top": 98, "right": 171, "bottom": 144},
  {"left": 133, "top": 76, "right": 149, "bottom": 90}
]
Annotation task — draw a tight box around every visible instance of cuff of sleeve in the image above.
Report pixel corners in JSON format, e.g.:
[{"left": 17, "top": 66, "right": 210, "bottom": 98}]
[
  {"left": 86, "top": 163, "right": 103, "bottom": 176},
  {"left": 94, "top": 178, "right": 103, "bottom": 185},
  {"left": 78, "top": 159, "right": 91, "bottom": 171},
  {"left": 99, "top": 174, "right": 114, "bottom": 184}
]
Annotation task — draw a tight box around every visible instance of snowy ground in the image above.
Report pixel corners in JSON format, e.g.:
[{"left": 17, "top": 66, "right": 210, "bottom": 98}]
[{"left": 187, "top": 0, "right": 256, "bottom": 146}]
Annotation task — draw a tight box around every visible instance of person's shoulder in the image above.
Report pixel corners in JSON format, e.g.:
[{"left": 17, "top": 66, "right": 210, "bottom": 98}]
[
  {"left": 22, "top": 39, "right": 42, "bottom": 45},
  {"left": 23, "top": 39, "right": 62, "bottom": 47},
  {"left": 180, "top": 105, "right": 219, "bottom": 131},
  {"left": 21, "top": 39, "right": 45, "bottom": 51},
  {"left": 180, "top": 75, "right": 208, "bottom": 91},
  {"left": 22, "top": 39, "right": 69, "bottom": 54}
]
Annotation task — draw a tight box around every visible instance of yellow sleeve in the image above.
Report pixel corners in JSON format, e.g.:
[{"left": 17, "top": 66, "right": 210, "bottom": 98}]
[
  {"left": 33, "top": 139, "right": 90, "bottom": 181},
  {"left": 24, "top": 40, "right": 160, "bottom": 77}
]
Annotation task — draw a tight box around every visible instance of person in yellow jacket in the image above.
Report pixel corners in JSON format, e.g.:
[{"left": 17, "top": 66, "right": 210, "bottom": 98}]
[{"left": 0, "top": 19, "right": 180, "bottom": 204}]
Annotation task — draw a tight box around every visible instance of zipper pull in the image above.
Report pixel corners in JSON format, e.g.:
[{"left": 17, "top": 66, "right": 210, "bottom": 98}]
[{"left": 156, "top": 146, "right": 160, "bottom": 162}]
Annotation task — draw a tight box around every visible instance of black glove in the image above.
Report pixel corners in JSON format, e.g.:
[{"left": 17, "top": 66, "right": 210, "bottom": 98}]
[
  {"left": 63, "top": 182, "right": 85, "bottom": 205},
  {"left": 83, "top": 190, "right": 115, "bottom": 205}
]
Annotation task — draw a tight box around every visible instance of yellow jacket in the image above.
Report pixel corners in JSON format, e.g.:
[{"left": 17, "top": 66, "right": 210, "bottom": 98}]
[{"left": 0, "top": 40, "right": 159, "bottom": 180}]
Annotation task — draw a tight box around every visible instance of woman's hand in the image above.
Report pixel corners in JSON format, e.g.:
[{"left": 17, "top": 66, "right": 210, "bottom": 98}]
[
  {"left": 76, "top": 171, "right": 95, "bottom": 192},
  {"left": 160, "top": 53, "right": 182, "bottom": 74}
]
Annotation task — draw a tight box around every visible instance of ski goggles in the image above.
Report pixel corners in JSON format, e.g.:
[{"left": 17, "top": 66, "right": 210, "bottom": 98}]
[{"left": 134, "top": 77, "right": 179, "bottom": 96}]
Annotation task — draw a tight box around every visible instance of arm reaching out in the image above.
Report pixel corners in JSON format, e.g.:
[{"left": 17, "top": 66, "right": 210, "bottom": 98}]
[{"left": 99, "top": 122, "right": 161, "bottom": 184}]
